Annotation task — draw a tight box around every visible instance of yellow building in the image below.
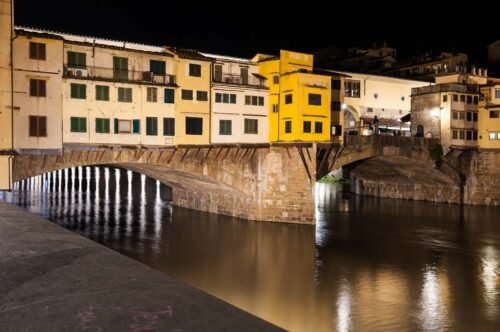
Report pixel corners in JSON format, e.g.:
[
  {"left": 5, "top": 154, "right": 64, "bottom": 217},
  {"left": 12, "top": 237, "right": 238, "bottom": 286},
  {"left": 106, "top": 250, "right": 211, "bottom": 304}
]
[
  {"left": 478, "top": 79, "right": 500, "bottom": 149},
  {"left": 168, "top": 48, "right": 212, "bottom": 145},
  {"left": 256, "top": 50, "right": 333, "bottom": 142}
]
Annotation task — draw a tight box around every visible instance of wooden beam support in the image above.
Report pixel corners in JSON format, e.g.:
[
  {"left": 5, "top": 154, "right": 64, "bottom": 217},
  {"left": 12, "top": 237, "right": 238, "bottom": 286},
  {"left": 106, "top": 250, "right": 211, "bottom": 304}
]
[
  {"left": 201, "top": 147, "right": 212, "bottom": 163},
  {"left": 239, "top": 148, "right": 248, "bottom": 162},
  {"left": 222, "top": 147, "right": 231, "bottom": 161},
  {"left": 317, "top": 146, "right": 333, "bottom": 176},
  {"left": 156, "top": 151, "right": 164, "bottom": 164},
  {"left": 286, "top": 147, "right": 291, "bottom": 159},
  {"left": 233, "top": 148, "right": 240, "bottom": 161},
  {"left": 306, "top": 147, "right": 312, "bottom": 162},
  {"left": 180, "top": 148, "right": 190, "bottom": 162},
  {"left": 248, "top": 148, "right": 257, "bottom": 161},
  {"left": 297, "top": 147, "right": 312, "bottom": 182},
  {"left": 192, "top": 148, "right": 201, "bottom": 161},
  {"left": 215, "top": 147, "right": 223, "bottom": 160},
  {"left": 114, "top": 150, "right": 122, "bottom": 162}
]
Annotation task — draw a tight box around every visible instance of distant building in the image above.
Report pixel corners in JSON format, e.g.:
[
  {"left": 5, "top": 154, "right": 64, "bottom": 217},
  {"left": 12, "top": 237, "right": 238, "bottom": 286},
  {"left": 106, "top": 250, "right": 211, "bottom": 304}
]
[
  {"left": 201, "top": 53, "right": 269, "bottom": 144},
  {"left": 478, "top": 78, "right": 500, "bottom": 149},
  {"left": 315, "top": 42, "right": 397, "bottom": 74},
  {"left": 410, "top": 68, "right": 487, "bottom": 151},
  {"left": 487, "top": 40, "right": 500, "bottom": 77},
  {"left": 387, "top": 52, "right": 468, "bottom": 82}
]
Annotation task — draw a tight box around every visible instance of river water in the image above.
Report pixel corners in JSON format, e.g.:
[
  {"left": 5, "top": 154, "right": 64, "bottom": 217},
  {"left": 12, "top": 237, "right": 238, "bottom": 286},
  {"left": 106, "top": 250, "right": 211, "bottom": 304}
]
[{"left": 1, "top": 165, "right": 499, "bottom": 331}]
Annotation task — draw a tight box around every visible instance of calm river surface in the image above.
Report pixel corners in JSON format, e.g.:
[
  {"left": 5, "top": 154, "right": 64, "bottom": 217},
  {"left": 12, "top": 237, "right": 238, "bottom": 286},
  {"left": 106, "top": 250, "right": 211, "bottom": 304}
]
[{"left": 1, "top": 165, "right": 500, "bottom": 331}]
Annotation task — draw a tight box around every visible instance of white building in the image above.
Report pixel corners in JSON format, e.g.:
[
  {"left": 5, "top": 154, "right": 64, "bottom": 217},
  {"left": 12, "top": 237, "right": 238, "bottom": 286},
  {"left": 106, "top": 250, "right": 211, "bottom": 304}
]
[{"left": 202, "top": 53, "right": 269, "bottom": 144}]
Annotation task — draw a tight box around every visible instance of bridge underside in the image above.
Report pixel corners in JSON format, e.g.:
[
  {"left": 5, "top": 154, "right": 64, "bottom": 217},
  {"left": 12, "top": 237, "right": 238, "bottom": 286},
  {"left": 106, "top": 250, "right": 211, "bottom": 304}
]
[{"left": 12, "top": 144, "right": 318, "bottom": 224}]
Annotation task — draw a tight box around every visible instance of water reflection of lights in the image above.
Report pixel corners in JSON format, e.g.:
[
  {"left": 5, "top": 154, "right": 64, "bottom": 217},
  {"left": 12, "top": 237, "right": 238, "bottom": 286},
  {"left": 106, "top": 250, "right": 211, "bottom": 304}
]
[
  {"left": 419, "top": 265, "right": 443, "bottom": 331},
  {"left": 336, "top": 280, "right": 352, "bottom": 332},
  {"left": 481, "top": 246, "right": 499, "bottom": 319}
]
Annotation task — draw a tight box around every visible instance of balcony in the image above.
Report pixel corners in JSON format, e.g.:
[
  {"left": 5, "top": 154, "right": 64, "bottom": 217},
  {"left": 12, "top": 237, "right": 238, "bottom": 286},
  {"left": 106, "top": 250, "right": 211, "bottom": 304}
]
[
  {"left": 213, "top": 73, "right": 267, "bottom": 88},
  {"left": 63, "top": 65, "right": 176, "bottom": 86},
  {"left": 411, "top": 83, "right": 479, "bottom": 96}
]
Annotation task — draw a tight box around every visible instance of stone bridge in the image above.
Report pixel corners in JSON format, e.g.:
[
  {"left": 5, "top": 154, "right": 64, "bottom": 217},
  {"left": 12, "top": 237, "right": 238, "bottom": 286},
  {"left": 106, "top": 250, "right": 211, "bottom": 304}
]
[{"left": 11, "top": 136, "right": 440, "bottom": 224}]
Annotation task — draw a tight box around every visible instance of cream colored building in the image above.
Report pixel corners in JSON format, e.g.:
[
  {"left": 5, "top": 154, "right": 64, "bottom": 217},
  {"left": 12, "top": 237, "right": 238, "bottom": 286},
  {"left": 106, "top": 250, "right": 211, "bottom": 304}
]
[
  {"left": 334, "top": 71, "right": 428, "bottom": 135},
  {"left": 201, "top": 53, "right": 269, "bottom": 144},
  {"left": 478, "top": 79, "right": 500, "bottom": 149}
]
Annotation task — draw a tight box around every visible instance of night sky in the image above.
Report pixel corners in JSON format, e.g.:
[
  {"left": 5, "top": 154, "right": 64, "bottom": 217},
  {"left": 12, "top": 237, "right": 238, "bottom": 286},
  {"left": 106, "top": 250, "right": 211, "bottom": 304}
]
[{"left": 14, "top": 0, "right": 498, "bottom": 63}]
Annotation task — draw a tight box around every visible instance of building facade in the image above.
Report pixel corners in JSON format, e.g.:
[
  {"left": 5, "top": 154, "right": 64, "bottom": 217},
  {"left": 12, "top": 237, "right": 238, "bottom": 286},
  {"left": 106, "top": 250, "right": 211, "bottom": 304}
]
[
  {"left": 410, "top": 69, "right": 487, "bottom": 150},
  {"left": 478, "top": 79, "right": 500, "bottom": 149},
  {"left": 256, "top": 50, "right": 335, "bottom": 142},
  {"left": 202, "top": 53, "right": 269, "bottom": 144}
]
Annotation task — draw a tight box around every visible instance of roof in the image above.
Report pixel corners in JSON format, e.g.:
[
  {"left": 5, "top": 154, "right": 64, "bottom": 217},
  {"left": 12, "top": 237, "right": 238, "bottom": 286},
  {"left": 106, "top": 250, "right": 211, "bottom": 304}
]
[
  {"left": 15, "top": 26, "right": 169, "bottom": 54},
  {"left": 361, "top": 116, "right": 407, "bottom": 127},
  {"left": 165, "top": 47, "right": 212, "bottom": 61},
  {"left": 324, "top": 69, "right": 430, "bottom": 85},
  {"left": 199, "top": 52, "right": 252, "bottom": 64}
]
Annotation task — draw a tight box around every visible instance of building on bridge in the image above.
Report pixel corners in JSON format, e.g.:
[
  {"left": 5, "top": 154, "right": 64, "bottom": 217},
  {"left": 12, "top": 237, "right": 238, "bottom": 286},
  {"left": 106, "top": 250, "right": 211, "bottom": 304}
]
[
  {"left": 478, "top": 78, "right": 500, "bottom": 149},
  {"left": 201, "top": 53, "right": 269, "bottom": 144},
  {"left": 410, "top": 67, "right": 487, "bottom": 151}
]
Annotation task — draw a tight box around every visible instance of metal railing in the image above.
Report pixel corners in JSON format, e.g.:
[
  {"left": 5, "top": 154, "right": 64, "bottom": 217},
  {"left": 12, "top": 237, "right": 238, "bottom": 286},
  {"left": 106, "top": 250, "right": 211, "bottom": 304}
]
[
  {"left": 64, "top": 65, "right": 176, "bottom": 85},
  {"left": 213, "top": 72, "right": 266, "bottom": 87}
]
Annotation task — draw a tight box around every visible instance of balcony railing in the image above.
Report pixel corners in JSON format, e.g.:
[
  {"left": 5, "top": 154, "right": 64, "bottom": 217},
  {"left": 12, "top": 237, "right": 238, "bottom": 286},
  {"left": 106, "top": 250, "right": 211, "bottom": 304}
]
[
  {"left": 213, "top": 73, "right": 266, "bottom": 87},
  {"left": 64, "top": 65, "right": 176, "bottom": 86},
  {"left": 412, "top": 83, "right": 479, "bottom": 96}
]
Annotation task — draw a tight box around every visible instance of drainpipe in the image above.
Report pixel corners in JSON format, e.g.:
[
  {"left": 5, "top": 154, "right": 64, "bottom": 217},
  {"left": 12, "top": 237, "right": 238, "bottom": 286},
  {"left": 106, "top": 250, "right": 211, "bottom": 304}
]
[
  {"left": 9, "top": 0, "right": 16, "bottom": 190},
  {"left": 277, "top": 57, "right": 281, "bottom": 142}
]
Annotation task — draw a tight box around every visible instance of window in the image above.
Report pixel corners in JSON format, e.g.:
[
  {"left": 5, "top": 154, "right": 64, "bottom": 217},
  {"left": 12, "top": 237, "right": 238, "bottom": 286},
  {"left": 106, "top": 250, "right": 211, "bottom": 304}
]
[
  {"left": 96, "top": 85, "right": 109, "bottom": 101},
  {"left": 495, "top": 89, "right": 500, "bottom": 99},
  {"left": 29, "top": 42, "right": 46, "bottom": 60},
  {"left": 331, "top": 101, "right": 341, "bottom": 111},
  {"left": 331, "top": 125, "right": 342, "bottom": 136},
  {"left": 113, "top": 57, "right": 129, "bottom": 80},
  {"left": 490, "top": 111, "right": 500, "bottom": 118},
  {"left": 219, "top": 120, "right": 232, "bottom": 135},
  {"left": 230, "top": 94, "right": 236, "bottom": 104},
  {"left": 473, "top": 112, "right": 478, "bottom": 122},
  {"left": 29, "top": 116, "right": 47, "bottom": 137},
  {"left": 460, "top": 95, "right": 465, "bottom": 102},
  {"left": 489, "top": 132, "right": 500, "bottom": 140},
  {"left": 146, "top": 117, "right": 158, "bottom": 136},
  {"left": 452, "top": 129, "right": 458, "bottom": 140},
  {"left": 344, "top": 79, "right": 360, "bottom": 98},
  {"left": 285, "top": 94, "right": 293, "bottom": 104},
  {"left": 70, "top": 83, "right": 86, "bottom": 99},
  {"left": 473, "top": 131, "right": 478, "bottom": 141},
  {"left": 132, "top": 119, "right": 140, "bottom": 134},
  {"left": 147, "top": 87, "right": 158, "bottom": 102},
  {"left": 459, "top": 112, "right": 465, "bottom": 120},
  {"left": 466, "top": 131, "right": 472, "bottom": 140},
  {"left": 467, "top": 95, "right": 472, "bottom": 104},
  {"left": 443, "top": 95, "right": 448, "bottom": 102},
  {"left": 452, "top": 111, "right": 458, "bottom": 120},
  {"left": 285, "top": 121, "right": 292, "bottom": 133},
  {"left": 466, "top": 112, "right": 472, "bottom": 122},
  {"left": 189, "top": 64, "right": 201, "bottom": 77},
  {"left": 181, "top": 89, "right": 193, "bottom": 100},
  {"left": 70, "top": 117, "right": 87, "bottom": 133},
  {"left": 114, "top": 119, "right": 131, "bottom": 133},
  {"left": 315, "top": 122, "right": 323, "bottom": 133},
  {"left": 308, "top": 93, "right": 322, "bottom": 105},
  {"left": 150, "top": 60, "right": 166, "bottom": 75},
  {"left": 67, "top": 51, "right": 86, "bottom": 68},
  {"left": 332, "top": 79, "right": 341, "bottom": 90},
  {"left": 303, "top": 121, "right": 311, "bottom": 133},
  {"left": 186, "top": 117, "right": 203, "bottom": 135},
  {"left": 196, "top": 91, "right": 208, "bottom": 101},
  {"left": 244, "top": 95, "right": 263, "bottom": 106},
  {"left": 473, "top": 96, "right": 478, "bottom": 105},
  {"left": 213, "top": 64, "right": 223, "bottom": 82},
  {"left": 459, "top": 130, "right": 465, "bottom": 140},
  {"left": 244, "top": 119, "right": 258, "bottom": 134},
  {"left": 29, "top": 79, "right": 46, "bottom": 97},
  {"left": 272, "top": 104, "right": 279, "bottom": 113},
  {"left": 118, "top": 87, "right": 132, "bottom": 102},
  {"left": 273, "top": 75, "right": 279, "bottom": 84},
  {"left": 163, "top": 118, "right": 175, "bottom": 136},
  {"left": 95, "top": 118, "right": 110, "bottom": 133},
  {"left": 452, "top": 94, "right": 458, "bottom": 102},
  {"left": 164, "top": 88, "right": 175, "bottom": 103}
]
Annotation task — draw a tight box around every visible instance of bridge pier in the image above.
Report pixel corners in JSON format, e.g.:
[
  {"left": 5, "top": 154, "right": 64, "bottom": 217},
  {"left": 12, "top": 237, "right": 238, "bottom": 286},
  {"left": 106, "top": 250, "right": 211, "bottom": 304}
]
[{"left": 12, "top": 144, "right": 318, "bottom": 224}]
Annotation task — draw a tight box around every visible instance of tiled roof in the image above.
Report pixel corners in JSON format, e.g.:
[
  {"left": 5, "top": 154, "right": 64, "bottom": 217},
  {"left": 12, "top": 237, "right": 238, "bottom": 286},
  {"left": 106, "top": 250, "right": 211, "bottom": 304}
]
[{"left": 166, "top": 47, "right": 212, "bottom": 61}]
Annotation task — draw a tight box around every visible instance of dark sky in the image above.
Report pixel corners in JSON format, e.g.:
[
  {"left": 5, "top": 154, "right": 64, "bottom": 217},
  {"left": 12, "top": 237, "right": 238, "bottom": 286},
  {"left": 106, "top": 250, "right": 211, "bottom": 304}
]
[{"left": 14, "top": 0, "right": 498, "bottom": 63}]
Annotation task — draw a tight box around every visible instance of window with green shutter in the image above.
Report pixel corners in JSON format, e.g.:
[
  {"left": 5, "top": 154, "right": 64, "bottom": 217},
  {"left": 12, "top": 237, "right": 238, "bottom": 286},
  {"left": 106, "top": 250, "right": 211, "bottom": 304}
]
[
  {"left": 132, "top": 119, "right": 140, "bottom": 134},
  {"left": 70, "top": 83, "right": 86, "bottom": 99},
  {"left": 244, "top": 119, "right": 258, "bottom": 134},
  {"left": 70, "top": 117, "right": 87, "bottom": 133},
  {"left": 164, "top": 89, "right": 175, "bottom": 103},
  {"left": 315, "top": 122, "right": 323, "bottom": 133},
  {"left": 303, "top": 121, "right": 311, "bottom": 133},
  {"left": 95, "top": 118, "right": 110, "bottom": 133},
  {"left": 67, "top": 51, "right": 86, "bottom": 68},
  {"left": 181, "top": 89, "right": 193, "bottom": 100},
  {"left": 147, "top": 87, "right": 158, "bottom": 102},
  {"left": 150, "top": 60, "right": 166, "bottom": 75},
  {"left": 189, "top": 64, "right": 201, "bottom": 77},
  {"left": 118, "top": 87, "right": 132, "bottom": 102},
  {"left": 96, "top": 85, "right": 109, "bottom": 101},
  {"left": 219, "top": 120, "right": 232, "bottom": 135},
  {"left": 113, "top": 57, "right": 128, "bottom": 80}
]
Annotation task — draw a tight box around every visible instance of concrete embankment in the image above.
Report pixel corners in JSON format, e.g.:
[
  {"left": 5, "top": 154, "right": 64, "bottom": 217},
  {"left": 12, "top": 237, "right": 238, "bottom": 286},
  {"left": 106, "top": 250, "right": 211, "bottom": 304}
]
[
  {"left": 349, "top": 156, "right": 461, "bottom": 203},
  {"left": 0, "top": 201, "right": 282, "bottom": 331}
]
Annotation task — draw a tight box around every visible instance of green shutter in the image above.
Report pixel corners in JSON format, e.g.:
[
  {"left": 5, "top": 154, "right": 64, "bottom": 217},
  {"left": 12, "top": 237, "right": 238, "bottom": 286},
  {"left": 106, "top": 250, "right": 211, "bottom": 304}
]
[
  {"left": 71, "top": 117, "right": 78, "bottom": 132},
  {"left": 164, "top": 89, "right": 174, "bottom": 103},
  {"left": 150, "top": 60, "right": 166, "bottom": 75},
  {"left": 132, "top": 119, "right": 140, "bottom": 134},
  {"left": 96, "top": 86, "right": 109, "bottom": 101},
  {"left": 114, "top": 118, "right": 119, "bottom": 134},
  {"left": 70, "top": 117, "right": 86, "bottom": 133}
]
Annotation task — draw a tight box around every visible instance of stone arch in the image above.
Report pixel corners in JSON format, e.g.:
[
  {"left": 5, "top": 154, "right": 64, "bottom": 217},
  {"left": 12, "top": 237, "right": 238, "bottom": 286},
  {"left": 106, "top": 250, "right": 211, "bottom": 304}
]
[{"left": 343, "top": 105, "right": 361, "bottom": 134}]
